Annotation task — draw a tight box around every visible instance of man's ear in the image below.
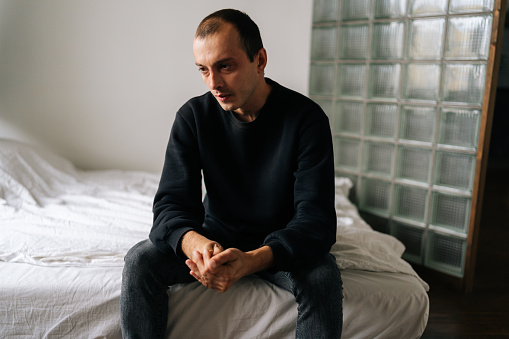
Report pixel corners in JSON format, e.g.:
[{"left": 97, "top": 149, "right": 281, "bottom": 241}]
[{"left": 256, "top": 48, "right": 268, "bottom": 73}]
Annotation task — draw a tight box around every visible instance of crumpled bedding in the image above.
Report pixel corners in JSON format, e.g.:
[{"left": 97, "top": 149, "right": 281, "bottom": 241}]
[
  {"left": 0, "top": 138, "right": 428, "bottom": 290},
  {"left": 332, "top": 177, "right": 428, "bottom": 289},
  {"left": 0, "top": 139, "right": 155, "bottom": 266}
]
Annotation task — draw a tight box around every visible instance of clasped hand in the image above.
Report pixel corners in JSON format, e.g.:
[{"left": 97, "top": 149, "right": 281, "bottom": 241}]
[{"left": 185, "top": 243, "right": 247, "bottom": 293}]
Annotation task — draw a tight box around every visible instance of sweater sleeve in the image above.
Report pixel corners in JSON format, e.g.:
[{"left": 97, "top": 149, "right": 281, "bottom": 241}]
[
  {"left": 262, "top": 111, "right": 337, "bottom": 272},
  {"left": 149, "top": 110, "right": 204, "bottom": 257}
]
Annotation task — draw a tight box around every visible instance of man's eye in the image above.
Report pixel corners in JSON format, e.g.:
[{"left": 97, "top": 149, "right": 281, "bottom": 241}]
[
  {"left": 221, "top": 64, "right": 231, "bottom": 70},
  {"left": 198, "top": 68, "right": 208, "bottom": 74}
]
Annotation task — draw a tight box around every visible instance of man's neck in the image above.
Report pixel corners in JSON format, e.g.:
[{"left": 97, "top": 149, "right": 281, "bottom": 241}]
[{"left": 233, "top": 80, "right": 272, "bottom": 122}]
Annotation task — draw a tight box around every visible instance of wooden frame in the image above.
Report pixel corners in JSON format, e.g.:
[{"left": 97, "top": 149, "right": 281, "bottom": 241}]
[{"left": 464, "top": 0, "right": 507, "bottom": 292}]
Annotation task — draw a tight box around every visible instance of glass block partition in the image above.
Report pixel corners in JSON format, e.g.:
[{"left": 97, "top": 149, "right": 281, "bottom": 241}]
[{"left": 310, "top": 0, "right": 501, "bottom": 278}]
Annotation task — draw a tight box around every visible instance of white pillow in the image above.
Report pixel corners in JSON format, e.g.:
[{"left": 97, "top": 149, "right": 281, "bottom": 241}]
[{"left": 335, "top": 176, "right": 353, "bottom": 197}]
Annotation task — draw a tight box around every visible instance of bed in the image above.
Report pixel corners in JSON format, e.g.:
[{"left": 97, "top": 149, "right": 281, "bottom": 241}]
[{"left": 0, "top": 138, "right": 429, "bottom": 338}]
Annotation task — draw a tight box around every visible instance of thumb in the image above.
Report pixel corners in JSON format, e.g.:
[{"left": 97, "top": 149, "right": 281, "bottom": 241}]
[{"left": 210, "top": 248, "right": 238, "bottom": 268}]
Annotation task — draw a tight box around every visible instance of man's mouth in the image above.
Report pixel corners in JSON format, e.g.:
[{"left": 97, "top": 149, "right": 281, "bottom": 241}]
[{"left": 216, "top": 94, "right": 231, "bottom": 102}]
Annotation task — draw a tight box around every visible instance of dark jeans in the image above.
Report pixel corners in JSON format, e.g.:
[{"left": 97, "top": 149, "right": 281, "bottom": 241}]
[{"left": 120, "top": 239, "right": 343, "bottom": 339}]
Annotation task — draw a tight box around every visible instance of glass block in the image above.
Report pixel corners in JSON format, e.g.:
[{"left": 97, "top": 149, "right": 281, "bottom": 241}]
[
  {"left": 339, "top": 24, "right": 369, "bottom": 59},
  {"left": 409, "top": 0, "right": 448, "bottom": 16},
  {"left": 341, "top": 0, "right": 371, "bottom": 21},
  {"left": 362, "top": 142, "right": 395, "bottom": 176},
  {"left": 390, "top": 221, "right": 425, "bottom": 263},
  {"left": 313, "top": 0, "right": 340, "bottom": 23},
  {"left": 311, "top": 27, "right": 338, "bottom": 60},
  {"left": 407, "top": 18, "right": 446, "bottom": 60},
  {"left": 449, "top": 0, "right": 495, "bottom": 13},
  {"left": 334, "top": 137, "right": 361, "bottom": 170},
  {"left": 309, "top": 63, "right": 335, "bottom": 96},
  {"left": 334, "top": 101, "right": 363, "bottom": 135},
  {"left": 442, "top": 63, "right": 486, "bottom": 105},
  {"left": 430, "top": 192, "right": 471, "bottom": 232},
  {"left": 396, "top": 146, "right": 432, "bottom": 182},
  {"left": 337, "top": 64, "right": 366, "bottom": 98},
  {"left": 404, "top": 63, "right": 441, "bottom": 101},
  {"left": 365, "top": 103, "right": 398, "bottom": 138},
  {"left": 314, "top": 98, "right": 334, "bottom": 122},
  {"left": 434, "top": 151, "right": 476, "bottom": 191},
  {"left": 425, "top": 231, "right": 466, "bottom": 277},
  {"left": 360, "top": 177, "right": 392, "bottom": 215},
  {"left": 438, "top": 108, "right": 481, "bottom": 149},
  {"left": 393, "top": 185, "right": 428, "bottom": 222},
  {"left": 374, "top": 0, "right": 407, "bottom": 18},
  {"left": 372, "top": 22, "right": 405, "bottom": 60},
  {"left": 399, "top": 105, "right": 436, "bottom": 143},
  {"left": 430, "top": 192, "right": 470, "bottom": 234},
  {"left": 446, "top": 16, "right": 492, "bottom": 60},
  {"left": 368, "top": 63, "right": 401, "bottom": 100}
]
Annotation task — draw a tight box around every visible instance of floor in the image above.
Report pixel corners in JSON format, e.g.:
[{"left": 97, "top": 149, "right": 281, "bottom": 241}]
[{"left": 418, "top": 165, "right": 509, "bottom": 338}]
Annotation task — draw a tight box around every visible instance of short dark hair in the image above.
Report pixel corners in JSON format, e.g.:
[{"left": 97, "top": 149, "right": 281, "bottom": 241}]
[{"left": 196, "top": 9, "right": 263, "bottom": 62}]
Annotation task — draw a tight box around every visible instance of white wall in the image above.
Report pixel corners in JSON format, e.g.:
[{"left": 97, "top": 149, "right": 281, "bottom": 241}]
[{"left": 0, "top": 0, "right": 313, "bottom": 173}]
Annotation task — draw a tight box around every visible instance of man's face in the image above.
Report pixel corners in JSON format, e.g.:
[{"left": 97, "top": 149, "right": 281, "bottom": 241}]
[{"left": 193, "top": 23, "right": 265, "bottom": 116}]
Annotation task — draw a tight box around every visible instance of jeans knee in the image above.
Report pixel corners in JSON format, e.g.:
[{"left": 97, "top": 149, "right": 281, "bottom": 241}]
[
  {"left": 295, "top": 255, "right": 342, "bottom": 297},
  {"left": 123, "top": 240, "right": 158, "bottom": 279}
]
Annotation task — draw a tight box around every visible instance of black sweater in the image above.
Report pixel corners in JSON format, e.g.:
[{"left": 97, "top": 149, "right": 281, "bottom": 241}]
[{"left": 150, "top": 79, "right": 336, "bottom": 272}]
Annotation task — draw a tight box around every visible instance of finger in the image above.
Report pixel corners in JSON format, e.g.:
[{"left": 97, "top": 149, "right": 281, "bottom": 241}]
[
  {"left": 204, "top": 242, "right": 223, "bottom": 256},
  {"left": 203, "top": 247, "right": 220, "bottom": 272},
  {"left": 192, "top": 250, "right": 206, "bottom": 274},
  {"left": 212, "top": 243, "right": 223, "bottom": 255},
  {"left": 202, "top": 276, "right": 226, "bottom": 292},
  {"left": 189, "top": 270, "right": 201, "bottom": 282},
  {"left": 203, "top": 246, "right": 212, "bottom": 261},
  {"left": 194, "top": 270, "right": 223, "bottom": 290},
  {"left": 210, "top": 249, "right": 237, "bottom": 267},
  {"left": 186, "top": 259, "right": 198, "bottom": 272},
  {"left": 210, "top": 280, "right": 230, "bottom": 293},
  {"left": 186, "top": 259, "right": 202, "bottom": 280},
  {"left": 192, "top": 250, "right": 203, "bottom": 265}
]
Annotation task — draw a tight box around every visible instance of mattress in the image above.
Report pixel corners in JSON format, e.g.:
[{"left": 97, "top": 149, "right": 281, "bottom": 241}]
[
  {"left": 0, "top": 138, "right": 429, "bottom": 338},
  {"left": 0, "top": 262, "right": 428, "bottom": 339}
]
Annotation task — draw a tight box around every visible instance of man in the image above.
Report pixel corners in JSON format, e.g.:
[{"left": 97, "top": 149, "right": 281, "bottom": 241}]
[{"left": 121, "top": 9, "right": 343, "bottom": 339}]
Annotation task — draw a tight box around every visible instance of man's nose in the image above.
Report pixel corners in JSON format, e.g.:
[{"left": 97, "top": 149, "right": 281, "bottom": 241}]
[{"left": 209, "top": 71, "right": 223, "bottom": 90}]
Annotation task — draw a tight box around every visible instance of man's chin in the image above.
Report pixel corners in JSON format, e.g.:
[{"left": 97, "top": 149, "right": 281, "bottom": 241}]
[{"left": 216, "top": 100, "right": 237, "bottom": 112}]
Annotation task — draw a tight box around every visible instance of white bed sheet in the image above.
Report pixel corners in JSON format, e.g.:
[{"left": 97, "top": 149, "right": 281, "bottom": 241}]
[
  {"left": 0, "top": 139, "right": 429, "bottom": 338},
  {"left": 0, "top": 262, "right": 428, "bottom": 339},
  {"left": 167, "top": 269, "right": 429, "bottom": 339},
  {"left": 0, "top": 262, "right": 123, "bottom": 339}
]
